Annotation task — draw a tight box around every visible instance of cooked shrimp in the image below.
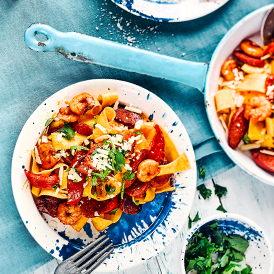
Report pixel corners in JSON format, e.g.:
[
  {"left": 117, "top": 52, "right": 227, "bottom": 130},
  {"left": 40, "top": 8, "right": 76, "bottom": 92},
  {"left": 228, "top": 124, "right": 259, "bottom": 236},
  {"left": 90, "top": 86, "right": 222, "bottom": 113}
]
[
  {"left": 137, "top": 159, "right": 160, "bottom": 182},
  {"left": 37, "top": 142, "right": 58, "bottom": 169},
  {"left": 221, "top": 59, "right": 238, "bottom": 81},
  {"left": 57, "top": 203, "right": 82, "bottom": 225},
  {"left": 240, "top": 40, "right": 264, "bottom": 58},
  {"left": 56, "top": 106, "right": 79, "bottom": 122},
  {"left": 244, "top": 96, "right": 272, "bottom": 123},
  {"left": 69, "top": 93, "right": 95, "bottom": 115}
]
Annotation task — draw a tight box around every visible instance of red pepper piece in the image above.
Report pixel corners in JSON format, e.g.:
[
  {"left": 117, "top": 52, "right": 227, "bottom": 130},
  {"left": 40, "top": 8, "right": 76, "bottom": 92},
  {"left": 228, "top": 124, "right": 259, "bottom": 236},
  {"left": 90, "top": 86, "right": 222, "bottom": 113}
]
[
  {"left": 251, "top": 149, "right": 274, "bottom": 172},
  {"left": 233, "top": 51, "right": 265, "bottom": 67},
  {"left": 24, "top": 169, "right": 59, "bottom": 189},
  {"left": 81, "top": 197, "right": 109, "bottom": 218},
  {"left": 265, "top": 74, "right": 274, "bottom": 101},
  {"left": 263, "top": 42, "right": 274, "bottom": 58},
  {"left": 70, "top": 149, "right": 88, "bottom": 168},
  {"left": 147, "top": 124, "right": 165, "bottom": 162},
  {"left": 103, "top": 196, "right": 119, "bottom": 213},
  {"left": 71, "top": 122, "right": 93, "bottom": 136},
  {"left": 67, "top": 173, "right": 85, "bottom": 205}
]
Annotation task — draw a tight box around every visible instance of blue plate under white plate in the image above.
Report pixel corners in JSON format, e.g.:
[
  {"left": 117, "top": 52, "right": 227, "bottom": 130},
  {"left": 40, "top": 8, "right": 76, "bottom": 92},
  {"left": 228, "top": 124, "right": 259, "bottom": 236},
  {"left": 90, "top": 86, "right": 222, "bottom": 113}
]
[
  {"left": 111, "top": 0, "right": 229, "bottom": 22},
  {"left": 11, "top": 79, "right": 196, "bottom": 272}
]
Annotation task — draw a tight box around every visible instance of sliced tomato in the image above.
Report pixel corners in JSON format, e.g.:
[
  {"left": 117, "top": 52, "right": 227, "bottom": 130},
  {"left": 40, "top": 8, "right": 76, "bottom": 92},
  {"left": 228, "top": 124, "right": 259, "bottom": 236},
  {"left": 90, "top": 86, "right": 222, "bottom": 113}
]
[{"left": 24, "top": 169, "right": 59, "bottom": 189}]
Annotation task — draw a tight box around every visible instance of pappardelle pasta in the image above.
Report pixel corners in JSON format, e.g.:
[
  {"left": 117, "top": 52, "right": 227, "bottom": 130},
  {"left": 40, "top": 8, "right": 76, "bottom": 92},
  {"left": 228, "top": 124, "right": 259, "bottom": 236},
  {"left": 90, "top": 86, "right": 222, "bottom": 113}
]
[
  {"left": 215, "top": 39, "right": 274, "bottom": 173},
  {"left": 24, "top": 90, "right": 191, "bottom": 232}
]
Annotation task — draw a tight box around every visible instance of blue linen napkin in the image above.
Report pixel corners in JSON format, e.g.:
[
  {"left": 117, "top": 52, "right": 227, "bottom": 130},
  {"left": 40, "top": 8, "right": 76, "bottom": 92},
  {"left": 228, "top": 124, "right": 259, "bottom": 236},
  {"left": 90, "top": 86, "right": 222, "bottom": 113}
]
[{"left": 0, "top": 0, "right": 273, "bottom": 273}]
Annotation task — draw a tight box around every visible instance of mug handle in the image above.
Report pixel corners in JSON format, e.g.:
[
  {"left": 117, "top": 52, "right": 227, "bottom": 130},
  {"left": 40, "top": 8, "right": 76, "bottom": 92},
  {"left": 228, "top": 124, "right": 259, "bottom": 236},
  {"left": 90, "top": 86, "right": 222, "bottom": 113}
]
[{"left": 24, "top": 23, "right": 208, "bottom": 92}]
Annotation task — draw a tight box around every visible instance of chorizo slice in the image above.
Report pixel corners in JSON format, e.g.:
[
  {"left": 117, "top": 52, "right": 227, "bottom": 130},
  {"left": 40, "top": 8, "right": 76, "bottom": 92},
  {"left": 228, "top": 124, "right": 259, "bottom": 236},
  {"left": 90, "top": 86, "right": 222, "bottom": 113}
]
[
  {"left": 251, "top": 150, "right": 274, "bottom": 172},
  {"left": 81, "top": 197, "right": 108, "bottom": 218},
  {"left": 149, "top": 174, "right": 172, "bottom": 188},
  {"left": 71, "top": 122, "right": 93, "bottom": 136},
  {"left": 115, "top": 108, "right": 141, "bottom": 129},
  {"left": 125, "top": 179, "right": 148, "bottom": 197},
  {"left": 36, "top": 195, "right": 63, "bottom": 217},
  {"left": 119, "top": 193, "right": 142, "bottom": 215},
  {"left": 233, "top": 51, "right": 265, "bottom": 67},
  {"left": 228, "top": 105, "right": 249, "bottom": 149}
]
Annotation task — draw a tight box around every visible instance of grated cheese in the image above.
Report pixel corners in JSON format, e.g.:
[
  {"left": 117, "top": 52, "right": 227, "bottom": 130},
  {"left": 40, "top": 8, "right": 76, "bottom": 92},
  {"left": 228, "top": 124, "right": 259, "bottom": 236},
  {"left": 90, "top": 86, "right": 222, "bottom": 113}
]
[
  {"left": 41, "top": 136, "right": 48, "bottom": 143},
  {"left": 124, "top": 106, "right": 142, "bottom": 114},
  {"left": 58, "top": 166, "right": 63, "bottom": 187},
  {"left": 83, "top": 139, "right": 90, "bottom": 146},
  {"left": 240, "top": 144, "right": 261, "bottom": 150},
  {"left": 260, "top": 149, "right": 274, "bottom": 156},
  {"left": 266, "top": 85, "right": 274, "bottom": 96},
  {"left": 34, "top": 146, "right": 42, "bottom": 164},
  {"left": 113, "top": 100, "right": 119, "bottom": 110},
  {"left": 95, "top": 124, "right": 107, "bottom": 133},
  {"left": 261, "top": 54, "right": 271, "bottom": 60},
  {"left": 134, "top": 119, "right": 143, "bottom": 130}
]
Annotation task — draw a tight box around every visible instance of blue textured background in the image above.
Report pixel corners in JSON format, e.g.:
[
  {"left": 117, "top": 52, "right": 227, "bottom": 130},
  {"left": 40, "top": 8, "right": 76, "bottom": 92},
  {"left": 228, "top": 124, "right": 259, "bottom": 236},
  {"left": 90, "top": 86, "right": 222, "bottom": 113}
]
[{"left": 0, "top": 0, "right": 273, "bottom": 273}]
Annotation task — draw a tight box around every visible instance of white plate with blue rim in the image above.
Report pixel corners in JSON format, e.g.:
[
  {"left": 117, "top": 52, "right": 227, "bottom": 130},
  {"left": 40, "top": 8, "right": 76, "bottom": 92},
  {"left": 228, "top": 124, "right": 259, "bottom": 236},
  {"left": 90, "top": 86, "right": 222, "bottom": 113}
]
[
  {"left": 181, "top": 213, "right": 274, "bottom": 274},
  {"left": 11, "top": 79, "right": 196, "bottom": 272},
  {"left": 111, "top": 0, "right": 229, "bottom": 22}
]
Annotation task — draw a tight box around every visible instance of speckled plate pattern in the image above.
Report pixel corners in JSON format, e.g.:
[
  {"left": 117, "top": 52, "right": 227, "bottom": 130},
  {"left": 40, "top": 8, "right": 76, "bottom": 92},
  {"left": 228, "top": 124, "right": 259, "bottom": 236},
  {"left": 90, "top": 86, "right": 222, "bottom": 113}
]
[
  {"left": 181, "top": 214, "right": 274, "bottom": 274},
  {"left": 111, "top": 0, "right": 229, "bottom": 22},
  {"left": 12, "top": 79, "right": 196, "bottom": 272}
]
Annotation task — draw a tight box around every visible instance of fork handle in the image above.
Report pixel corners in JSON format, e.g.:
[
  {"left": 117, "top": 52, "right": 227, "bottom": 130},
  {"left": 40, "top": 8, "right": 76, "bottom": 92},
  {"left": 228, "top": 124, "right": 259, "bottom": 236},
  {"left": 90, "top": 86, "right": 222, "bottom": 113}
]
[{"left": 24, "top": 23, "right": 208, "bottom": 92}]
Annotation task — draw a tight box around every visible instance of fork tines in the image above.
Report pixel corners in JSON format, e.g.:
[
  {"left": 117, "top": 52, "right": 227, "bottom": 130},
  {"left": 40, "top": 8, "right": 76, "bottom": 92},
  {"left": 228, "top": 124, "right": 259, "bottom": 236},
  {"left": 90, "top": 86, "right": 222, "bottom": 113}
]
[{"left": 55, "top": 235, "right": 114, "bottom": 274}]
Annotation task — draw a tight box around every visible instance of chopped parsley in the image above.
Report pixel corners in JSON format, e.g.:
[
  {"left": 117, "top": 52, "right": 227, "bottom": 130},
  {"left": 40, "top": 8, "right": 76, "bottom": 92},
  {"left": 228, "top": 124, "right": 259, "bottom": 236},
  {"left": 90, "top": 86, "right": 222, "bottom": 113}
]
[
  {"left": 52, "top": 183, "right": 58, "bottom": 190},
  {"left": 121, "top": 170, "right": 135, "bottom": 199},
  {"left": 134, "top": 200, "right": 140, "bottom": 206},
  {"left": 70, "top": 146, "right": 89, "bottom": 151},
  {"left": 214, "top": 184, "right": 227, "bottom": 199},
  {"left": 243, "top": 134, "right": 251, "bottom": 144},
  {"left": 105, "top": 184, "right": 116, "bottom": 195},
  {"left": 185, "top": 221, "right": 252, "bottom": 273},
  {"left": 197, "top": 184, "right": 212, "bottom": 199},
  {"left": 198, "top": 166, "right": 206, "bottom": 180},
  {"left": 92, "top": 168, "right": 112, "bottom": 183},
  {"left": 91, "top": 176, "right": 98, "bottom": 186},
  {"left": 45, "top": 118, "right": 53, "bottom": 126},
  {"left": 93, "top": 188, "right": 98, "bottom": 197},
  {"left": 133, "top": 131, "right": 143, "bottom": 135},
  {"left": 109, "top": 208, "right": 118, "bottom": 215},
  {"left": 93, "top": 116, "right": 97, "bottom": 129},
  {"left": 188, "top": 212, "right": 201, "bottom": 229},
  {"left": 57, "top": 122, "right": 75, "bottom": 140}
]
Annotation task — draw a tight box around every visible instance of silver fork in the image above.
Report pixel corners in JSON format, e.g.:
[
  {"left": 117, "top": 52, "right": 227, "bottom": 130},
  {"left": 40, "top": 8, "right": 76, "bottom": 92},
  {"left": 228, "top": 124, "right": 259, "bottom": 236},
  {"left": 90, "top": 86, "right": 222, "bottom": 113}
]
[{"left": 54, "top": 235, "right": 114, "bottom": 274}]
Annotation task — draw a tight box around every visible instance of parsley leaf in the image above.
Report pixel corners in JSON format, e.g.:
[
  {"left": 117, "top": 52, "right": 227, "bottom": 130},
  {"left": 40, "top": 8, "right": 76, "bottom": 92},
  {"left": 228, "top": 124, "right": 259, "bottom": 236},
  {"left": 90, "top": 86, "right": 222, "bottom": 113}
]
[
  {"left": 93, "top": 116, "right": 97, "bottom": 129},
  {"left": 57, "top": 122, "right": 75, "bottom": 140},
  {"left": 216, "top": 205, "right": 227, "bottom": 213},
  {"left": 105, "top": 184, "right": 116, "bottom": 195},
  {"left": 243, "top": 134, "right": 251, "bottom": 144},
  {"left": 52, "top": 183, "right": 58, "bottom": 190},
  {"left": 109, "top": 208, "right": 118, "bottom": 215},
  {"left": 45, "top": 118, "right": 53, "bottom": 126},
  {"left": 70, "top": 145, "right": 89, "bottom": 151},
  {"left": 197, "top": 184, "right": 212, "bottom": 199},
  {"left": 214, "top": 184, "right": 227, "bottom": 199},
  {"left": 114, "top": 150, "right": 125, "bottom": 173},
  {"left": 92, "top": 168, "right": 111, "bottom": 183},
  {"left": 121, "top": 170, "right": 135, "bottom": 199},
  {"left": 134, "top": 200, "right": 139, "bottom": 205},
  {"left": 198, "top": 166, "right": 206, "bottom": 179},
  {"left": 223, "top": 235, "right": 249, "bottom": 253},
  {"left": 91, "top": 176, "right": 98, "bottom": 186},
  {"left": 93, "top": 188, "right": 98, "bottom": 197},
  {"left": 133, "top": 131, "right": 143, "bottom": 135},
  {"left": 188, "top": 212, "right": 201, "bottom": 229}
]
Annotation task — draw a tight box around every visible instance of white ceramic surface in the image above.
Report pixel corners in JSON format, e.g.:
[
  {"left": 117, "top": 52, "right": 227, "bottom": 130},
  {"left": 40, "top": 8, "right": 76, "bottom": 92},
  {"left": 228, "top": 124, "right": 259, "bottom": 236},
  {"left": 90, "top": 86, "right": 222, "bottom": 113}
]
[
  {"left": 181, "top": 213, "right": 274, "bottom": 274},
  {"left": 205, "top": 4, "right": 274, "bottom": 187},
  {"left": 111, "top": 0, "right": 229, "bottom": 22},
  {"left": 11, "top": 79, "right": 196, "bottom": 272}
]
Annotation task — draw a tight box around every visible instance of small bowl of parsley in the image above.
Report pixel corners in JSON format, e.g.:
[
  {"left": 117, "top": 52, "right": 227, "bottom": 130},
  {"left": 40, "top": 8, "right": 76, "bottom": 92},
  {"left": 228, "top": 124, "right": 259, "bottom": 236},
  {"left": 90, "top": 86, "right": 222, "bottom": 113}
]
[{"left": 181, "top": 213, "right": 273, "bottom": 274}]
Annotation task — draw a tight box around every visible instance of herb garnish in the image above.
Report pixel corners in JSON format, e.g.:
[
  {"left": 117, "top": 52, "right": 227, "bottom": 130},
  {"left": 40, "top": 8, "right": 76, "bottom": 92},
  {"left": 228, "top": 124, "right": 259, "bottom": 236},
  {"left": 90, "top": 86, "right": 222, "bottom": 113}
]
[
  {"left": 70, "top": 146, "right": 89, "bottom": 151},
  {"left": 45, "top": 118, "right": 53, "bottom": 126},
  {"left": 243, "top": 134, "right": 251, "bottom": 144},
  {"left": 188, "top": 212, "right": 201, "bottom": 229},
  {"left": 185, "top": 221, "right": 252, "bottom": 273},
  {"left": 121, "top": 170, "right": 135, "bottom": 199},
  {"left": 134, "top": 200, "right": 140, "bottom": 205},
  {"left": 133, "top": 131, "right": 143, "bottom": 135},
  {"left": 52, "top": 183, "right": 58, "bottom": 190},
  {"left": 199, "top": 166, "right": 206, "bottom": 179},
  {"left": 197, "top": 184, "right": 212, "bottom": 199},
  {"left": 93, "top": 116, "right": 97, "bottom": 129},
  {"left": 57, "top": 122, "right": 75, "bottom": 140},
  {"left": 109, "top": 208, "right": 118, "bottom": 215},
  {"left": 92, "top": 168, "right": 112, "bottom": 183},
  {"left": 105, "top": 184, "right": 116, "bottom": 195}
]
